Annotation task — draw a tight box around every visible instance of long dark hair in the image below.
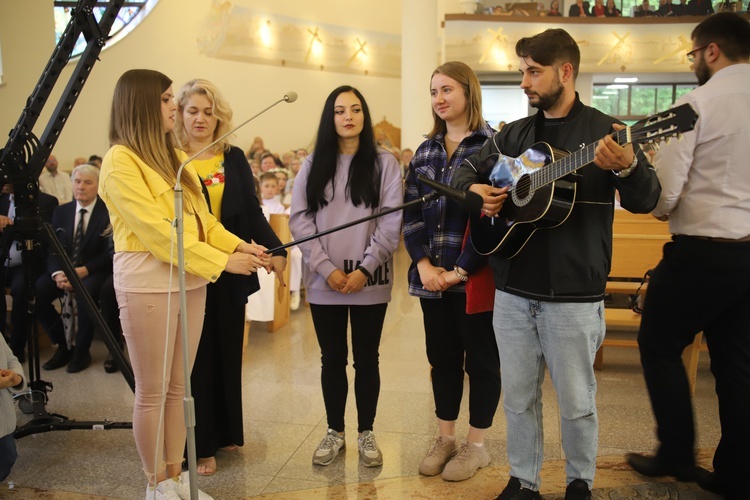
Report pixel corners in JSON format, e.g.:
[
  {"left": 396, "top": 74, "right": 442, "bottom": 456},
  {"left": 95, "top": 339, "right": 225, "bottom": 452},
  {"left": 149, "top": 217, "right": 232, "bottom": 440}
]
[{"left": 305, "top": 85, "right": 381, "bottom": 215}]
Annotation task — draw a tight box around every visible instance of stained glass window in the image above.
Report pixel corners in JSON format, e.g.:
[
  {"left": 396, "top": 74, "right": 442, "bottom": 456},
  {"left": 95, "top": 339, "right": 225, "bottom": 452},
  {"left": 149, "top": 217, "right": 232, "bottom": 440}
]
[{"left": 54, "top": 1, "right": 158, "bottom": 59}]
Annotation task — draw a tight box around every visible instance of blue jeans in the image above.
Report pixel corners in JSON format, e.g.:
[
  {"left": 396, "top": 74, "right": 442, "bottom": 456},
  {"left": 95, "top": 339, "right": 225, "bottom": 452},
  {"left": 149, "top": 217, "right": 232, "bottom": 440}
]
[
  {"left": 493, "top": 291, "right": 605, "bottom": 491},
  {"left": 0, "top": 433, "right": 18, "bottom": 481}
]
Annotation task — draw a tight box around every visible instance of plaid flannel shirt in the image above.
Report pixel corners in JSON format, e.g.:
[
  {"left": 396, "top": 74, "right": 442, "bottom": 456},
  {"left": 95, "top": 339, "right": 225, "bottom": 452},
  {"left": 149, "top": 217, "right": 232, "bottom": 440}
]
[{"left": 403, "top": 123, "right": 494, "bottom": 298}]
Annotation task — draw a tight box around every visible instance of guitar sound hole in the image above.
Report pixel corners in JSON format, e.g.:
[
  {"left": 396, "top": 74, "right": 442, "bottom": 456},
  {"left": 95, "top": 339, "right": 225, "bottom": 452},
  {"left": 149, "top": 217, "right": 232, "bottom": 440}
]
[{"left": 515, "top": 174, "right": 532, "bottom": 200}]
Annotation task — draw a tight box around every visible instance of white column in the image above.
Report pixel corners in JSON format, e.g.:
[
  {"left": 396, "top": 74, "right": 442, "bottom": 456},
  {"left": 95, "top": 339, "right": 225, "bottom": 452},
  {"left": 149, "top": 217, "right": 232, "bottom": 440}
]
[{"left": 401, "top": 0, "right": 440, "bottom": 152}]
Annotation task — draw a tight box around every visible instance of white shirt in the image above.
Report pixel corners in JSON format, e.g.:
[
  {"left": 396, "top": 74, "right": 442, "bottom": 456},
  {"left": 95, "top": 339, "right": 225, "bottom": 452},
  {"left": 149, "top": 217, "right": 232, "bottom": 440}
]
[
  {"left": 652, "top": 64, "right": 750, "bottom": 239},
  {"left": 74, "top": 198, "right": 97, "bottom": 236},
  {"left": 38, "top": 169, "right": 73, "bottom": 205}
]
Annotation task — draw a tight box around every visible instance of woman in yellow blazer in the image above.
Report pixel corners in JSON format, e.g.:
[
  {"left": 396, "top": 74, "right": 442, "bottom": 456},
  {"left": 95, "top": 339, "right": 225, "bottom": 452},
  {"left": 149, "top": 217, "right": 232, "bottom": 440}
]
[{"left": 100, "top": 69, "right": 267, "bottom": 500}]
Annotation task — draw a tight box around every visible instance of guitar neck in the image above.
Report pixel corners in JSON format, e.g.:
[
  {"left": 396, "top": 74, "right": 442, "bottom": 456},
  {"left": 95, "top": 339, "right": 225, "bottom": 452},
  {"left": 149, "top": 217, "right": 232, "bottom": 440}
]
[{"left": 531, "top": 128, "right": 628, "bottom": 190}]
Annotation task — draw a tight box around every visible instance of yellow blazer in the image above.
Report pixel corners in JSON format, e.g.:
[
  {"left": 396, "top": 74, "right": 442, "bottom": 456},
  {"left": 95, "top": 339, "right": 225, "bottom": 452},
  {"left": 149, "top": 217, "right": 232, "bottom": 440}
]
[{"left": 99, "top": 145, "right": 242, "bottom": 282}]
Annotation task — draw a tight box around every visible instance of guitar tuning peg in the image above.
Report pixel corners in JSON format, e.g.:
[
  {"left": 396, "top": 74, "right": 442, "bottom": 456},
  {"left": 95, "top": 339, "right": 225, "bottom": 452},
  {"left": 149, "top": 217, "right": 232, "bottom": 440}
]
[
  {"left": 652, "top": 142, "right": 661, "bottom": 152},
  {"left": 676, "top": 133, "right": 683, "bottom": 142},
  {"left": 664, "top": 137, "right": 672, "bottom": 146}
]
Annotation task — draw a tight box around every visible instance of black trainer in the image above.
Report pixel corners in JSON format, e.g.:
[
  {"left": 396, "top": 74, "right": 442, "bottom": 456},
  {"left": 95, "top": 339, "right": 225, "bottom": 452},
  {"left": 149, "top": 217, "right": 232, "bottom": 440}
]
[
  {"left": 496, "top": 476, "right": 542, "bottom": 500},
  {"left": 565, "top": 479, "right": 592, "bottom": 500}
]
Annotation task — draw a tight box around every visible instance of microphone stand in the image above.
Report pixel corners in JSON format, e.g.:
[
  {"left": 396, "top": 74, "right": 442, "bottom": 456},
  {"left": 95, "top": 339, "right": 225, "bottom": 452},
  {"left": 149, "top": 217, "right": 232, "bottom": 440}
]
[
  {"left": 174, "top": 92, "right": 296, "bottom": 499},
  {"left": 265, "top": 191, "right": 440, "bottom": 254}
]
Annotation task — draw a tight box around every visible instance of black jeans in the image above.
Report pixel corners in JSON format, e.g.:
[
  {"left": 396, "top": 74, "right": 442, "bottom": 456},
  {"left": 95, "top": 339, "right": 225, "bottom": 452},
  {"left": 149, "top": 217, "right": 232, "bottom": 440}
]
[
  {"left": 638, "top": 236, "right": 750, "bottom": 497},
  {"left": 420, "top": 293, "right": 501, "bottom": 429},
  {"left": 310, "top": 303, "right": 387, "bottom": 433}
]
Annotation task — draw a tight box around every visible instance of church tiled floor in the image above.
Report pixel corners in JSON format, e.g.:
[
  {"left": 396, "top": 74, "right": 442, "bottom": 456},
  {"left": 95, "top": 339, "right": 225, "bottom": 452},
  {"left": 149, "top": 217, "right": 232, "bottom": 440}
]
[{"left": 5, "top": 243, "right": 722, "bottom": 499}]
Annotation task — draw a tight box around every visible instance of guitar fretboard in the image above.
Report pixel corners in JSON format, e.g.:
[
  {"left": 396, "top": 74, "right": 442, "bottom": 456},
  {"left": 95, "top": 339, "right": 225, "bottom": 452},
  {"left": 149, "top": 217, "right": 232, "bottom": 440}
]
[{"left": 529, "top": 129, "right": 627, "bottom": 191}]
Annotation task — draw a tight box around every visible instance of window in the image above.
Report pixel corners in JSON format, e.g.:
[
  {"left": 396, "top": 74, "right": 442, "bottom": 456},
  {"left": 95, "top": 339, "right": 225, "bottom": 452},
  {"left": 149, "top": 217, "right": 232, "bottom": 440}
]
[
  {"left": 592, "top": 83, "right": 696, "bottom": 122},
  {"left": 54, "top": 1, "right": 158, "bottom": 60}
]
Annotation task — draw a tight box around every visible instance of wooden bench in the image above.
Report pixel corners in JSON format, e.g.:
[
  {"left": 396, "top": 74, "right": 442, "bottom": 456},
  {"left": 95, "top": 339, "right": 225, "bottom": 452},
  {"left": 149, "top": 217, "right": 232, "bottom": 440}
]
[
  {"left": 268, "top": 213, "right": 292, "bottom": 332},
  {"left": 597, "top": 210, "right": 705, "bottom": 395},
  {"left": 242, "top": 214, "right": 293, "bottom": 352}
]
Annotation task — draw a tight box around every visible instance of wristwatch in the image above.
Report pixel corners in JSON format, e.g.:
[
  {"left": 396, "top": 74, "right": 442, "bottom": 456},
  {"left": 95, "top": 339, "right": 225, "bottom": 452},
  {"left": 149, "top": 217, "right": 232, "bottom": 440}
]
[{"left": 613, "top": 155, "right": 639, "bottom": 178}]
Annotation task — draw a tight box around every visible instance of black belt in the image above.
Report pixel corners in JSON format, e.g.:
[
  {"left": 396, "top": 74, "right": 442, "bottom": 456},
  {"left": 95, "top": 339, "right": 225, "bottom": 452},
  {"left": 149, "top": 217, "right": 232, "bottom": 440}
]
[{"left": 677, "top": 234, "right": 750, "bottom": 243}]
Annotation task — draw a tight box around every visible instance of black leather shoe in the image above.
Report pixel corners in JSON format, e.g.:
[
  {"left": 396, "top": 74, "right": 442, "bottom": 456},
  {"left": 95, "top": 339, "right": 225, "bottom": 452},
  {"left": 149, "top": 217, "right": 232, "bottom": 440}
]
[
  {"left": 626, "top": 452, "right": 696, "bottom": 481},
  {"left": 43, "top": 345, "right": 71, "bottom": 370},
  {"left": 66, "top": 350, "right": 91, "bottom": 373},
  {"left": 565, "top": 479, "right": 592, "bottom": 500},
  {"left": 694, "top": 467, "right": 725, "bottom": 495}
]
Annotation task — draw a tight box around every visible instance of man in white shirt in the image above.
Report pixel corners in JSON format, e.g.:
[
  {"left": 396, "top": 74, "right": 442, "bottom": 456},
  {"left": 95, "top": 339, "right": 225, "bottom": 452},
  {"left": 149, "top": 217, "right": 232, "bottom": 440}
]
[
  {"left": 626, "top": 13, "right": 750, "bottom": 499},
  {"left": 38, "top": 154, "right": 73, "bottom": 204}
]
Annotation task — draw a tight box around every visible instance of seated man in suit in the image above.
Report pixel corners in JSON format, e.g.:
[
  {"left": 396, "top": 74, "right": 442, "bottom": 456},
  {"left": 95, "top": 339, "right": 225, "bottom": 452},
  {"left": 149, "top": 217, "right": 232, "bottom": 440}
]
[
  {"left": 0, "top": 184, "right": 59, "bottom": 362},
  {"left": 36, "top": 164, "right": 112, "bottom": 373}
]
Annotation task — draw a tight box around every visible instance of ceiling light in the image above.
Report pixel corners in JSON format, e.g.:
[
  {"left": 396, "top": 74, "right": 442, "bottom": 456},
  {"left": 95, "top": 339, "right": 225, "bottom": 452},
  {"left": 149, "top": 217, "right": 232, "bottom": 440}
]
[
  {"left": 614, "top": 77, "right": 638, "bottom": 83},
  {"left": 606, "top": 84, "right": 629, "bottom": 89}
]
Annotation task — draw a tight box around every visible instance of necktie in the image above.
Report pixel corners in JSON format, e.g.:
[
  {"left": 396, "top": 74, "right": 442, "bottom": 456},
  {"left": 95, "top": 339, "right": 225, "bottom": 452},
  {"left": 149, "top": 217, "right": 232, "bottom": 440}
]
[{"left": 72, "top": 208, "right": 87, "bottom": 266}]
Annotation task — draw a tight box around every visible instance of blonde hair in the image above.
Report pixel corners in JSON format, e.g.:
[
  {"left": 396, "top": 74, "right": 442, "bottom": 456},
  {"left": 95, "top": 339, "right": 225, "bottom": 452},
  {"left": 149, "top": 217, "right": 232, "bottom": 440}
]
[
  {"left": 427, "top": 61, "right": 485, "bottom": 139},
  {"left": 174, "top": 79, "right": 235, "bottom": 155},
  {"left": 108, "top": 69, "right": 202, "bottom": 199}
]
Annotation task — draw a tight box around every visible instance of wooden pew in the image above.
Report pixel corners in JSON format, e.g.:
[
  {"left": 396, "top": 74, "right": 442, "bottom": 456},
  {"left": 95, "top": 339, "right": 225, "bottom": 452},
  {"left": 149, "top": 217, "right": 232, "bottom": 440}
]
[
  {"left": 598, "top": 210, "right": 705, "bottom": 395},
  {"left": 243, "top": 214, "right": 293, "bottom": 351},
  {"left": 268, "top": 214, "right": 292, "bottom": 332}
]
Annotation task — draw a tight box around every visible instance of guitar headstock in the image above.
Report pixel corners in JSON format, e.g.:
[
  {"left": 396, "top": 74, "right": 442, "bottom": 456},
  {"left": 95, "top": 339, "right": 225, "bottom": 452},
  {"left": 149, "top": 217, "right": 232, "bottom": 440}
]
[{"left": 628, "top": 103, "right": 698, "bottom": 147}]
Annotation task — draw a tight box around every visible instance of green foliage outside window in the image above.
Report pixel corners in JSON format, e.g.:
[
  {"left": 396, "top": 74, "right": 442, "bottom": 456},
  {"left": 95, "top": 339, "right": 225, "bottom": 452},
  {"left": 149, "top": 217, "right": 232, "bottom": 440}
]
[{"left": 592, "top": 83, "right": 697, "bottom": 121}]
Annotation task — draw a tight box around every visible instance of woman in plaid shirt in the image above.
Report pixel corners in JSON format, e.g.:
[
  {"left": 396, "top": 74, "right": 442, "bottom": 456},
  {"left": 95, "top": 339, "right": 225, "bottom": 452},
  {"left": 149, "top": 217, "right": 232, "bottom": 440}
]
[{"left": 403, "top": 61, "right": 501, "bottom": 482}]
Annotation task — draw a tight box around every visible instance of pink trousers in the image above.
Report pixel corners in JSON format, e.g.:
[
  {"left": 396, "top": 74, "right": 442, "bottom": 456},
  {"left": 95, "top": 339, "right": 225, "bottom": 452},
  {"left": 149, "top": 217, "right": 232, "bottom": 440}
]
[{"left": 116, "top": 287, "right": 207, "bottom": 480}]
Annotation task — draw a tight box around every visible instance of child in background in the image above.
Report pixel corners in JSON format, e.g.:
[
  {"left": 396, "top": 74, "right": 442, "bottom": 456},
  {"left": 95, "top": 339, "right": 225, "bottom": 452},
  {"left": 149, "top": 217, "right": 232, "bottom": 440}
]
[
  {"left": 1, "top": 334, "right": 26, "bottom": 481},
  {"left": 273, "top": 168, "right": 293, "bottom": 207},
  {"left": 259, "top": 172, "right": 285, "bottom": 214},
  {"left": 258, "top": 171, "right": 303, "bottom": 310}
]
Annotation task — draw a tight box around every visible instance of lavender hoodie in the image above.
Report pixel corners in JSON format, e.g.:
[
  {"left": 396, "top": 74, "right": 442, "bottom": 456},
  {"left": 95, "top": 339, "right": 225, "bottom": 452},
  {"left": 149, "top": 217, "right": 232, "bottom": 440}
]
[{"left": 289, "top": 149, "right": 403, "bottom": 305}]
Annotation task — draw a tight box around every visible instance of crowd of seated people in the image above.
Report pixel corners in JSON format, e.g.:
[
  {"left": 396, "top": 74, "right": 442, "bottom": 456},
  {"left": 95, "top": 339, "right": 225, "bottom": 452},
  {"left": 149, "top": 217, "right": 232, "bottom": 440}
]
[{"left": 483, "top": 0, "right": 739, "bottom": 16}]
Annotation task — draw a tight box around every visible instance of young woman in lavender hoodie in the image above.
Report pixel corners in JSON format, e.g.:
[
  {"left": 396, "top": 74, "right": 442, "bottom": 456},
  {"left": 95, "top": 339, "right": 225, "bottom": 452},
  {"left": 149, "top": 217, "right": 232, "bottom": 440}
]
[{"left": 289, "top": 86, "right": 403, "bottom": 468}]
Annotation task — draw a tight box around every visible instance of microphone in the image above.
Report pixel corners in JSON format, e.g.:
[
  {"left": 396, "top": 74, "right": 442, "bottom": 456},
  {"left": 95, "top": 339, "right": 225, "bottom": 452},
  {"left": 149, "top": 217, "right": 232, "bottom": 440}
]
[
  {"left": 417, "top": 174, "right": 483, "bottom": 214},
  {"left": 176, "top": 91, "right": 298, "bottom": 180}
]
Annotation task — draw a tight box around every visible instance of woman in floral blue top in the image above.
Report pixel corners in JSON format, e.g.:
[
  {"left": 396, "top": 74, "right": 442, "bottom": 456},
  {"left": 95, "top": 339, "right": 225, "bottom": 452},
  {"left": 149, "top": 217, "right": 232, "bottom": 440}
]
[{"left": 403, "top": 61, "right": 501, "bottom": 482}]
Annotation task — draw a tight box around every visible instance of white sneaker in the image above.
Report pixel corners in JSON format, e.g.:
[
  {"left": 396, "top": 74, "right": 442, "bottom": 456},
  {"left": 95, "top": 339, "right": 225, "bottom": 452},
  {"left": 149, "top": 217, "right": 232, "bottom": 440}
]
[
  {"left": 290, "top": 291, "right": 301, "bottom": 311},
  {"left": 357, "top": 430, "right": 383, "bottom": 467},
  {"left": 145, "top": 480, "right": 180, "bottom": 500},
  {"left": 172, "top": 472, "right": 214, "bottom": 500},
  {"left": 313, "top": 428, "right": 345, "bottom": 465}
]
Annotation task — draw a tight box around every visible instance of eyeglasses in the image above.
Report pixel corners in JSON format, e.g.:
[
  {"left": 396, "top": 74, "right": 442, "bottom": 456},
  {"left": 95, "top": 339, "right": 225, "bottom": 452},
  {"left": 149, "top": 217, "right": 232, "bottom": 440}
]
[{"left": 686, "top": 44, "right": 709, "bottom": 63}]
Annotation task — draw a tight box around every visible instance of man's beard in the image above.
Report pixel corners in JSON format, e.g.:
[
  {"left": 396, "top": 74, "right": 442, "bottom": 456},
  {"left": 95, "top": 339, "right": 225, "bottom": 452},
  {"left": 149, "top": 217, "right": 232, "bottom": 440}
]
[
  {"left": 527, "top": 77, "right": 565, "bottom": 111},
  {"left": 695, "top": 58, "right": 711, "bottom": 86}
]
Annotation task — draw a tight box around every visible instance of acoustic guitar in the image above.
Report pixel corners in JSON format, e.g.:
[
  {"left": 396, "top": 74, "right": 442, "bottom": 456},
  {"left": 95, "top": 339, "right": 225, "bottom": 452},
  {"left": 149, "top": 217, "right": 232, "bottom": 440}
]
[{"left": 470, "top": 103, "right": 698, "bottom": 257}]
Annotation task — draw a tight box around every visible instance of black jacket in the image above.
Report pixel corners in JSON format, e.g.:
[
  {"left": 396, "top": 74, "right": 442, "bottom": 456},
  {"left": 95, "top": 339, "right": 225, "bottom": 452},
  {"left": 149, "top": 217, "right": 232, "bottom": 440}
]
[
  {"left": 205, "top": 146, "right": 285, "bottom": 305},
  {"left": 49, "top": 196, "right": 112, "bottom": 276},
  {"left": 452, "top": 96, "right": 661, "bottom": 300}
]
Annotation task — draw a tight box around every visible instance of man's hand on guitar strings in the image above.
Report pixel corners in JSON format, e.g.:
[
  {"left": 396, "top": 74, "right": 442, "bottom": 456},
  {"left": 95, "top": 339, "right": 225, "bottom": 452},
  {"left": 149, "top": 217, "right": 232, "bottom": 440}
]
[
  {"left": 594, "top": 123, "right": 636, "bottom": 172},
  {"left": 469, "top": 184, "right": 509, "bottom": 217}
]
